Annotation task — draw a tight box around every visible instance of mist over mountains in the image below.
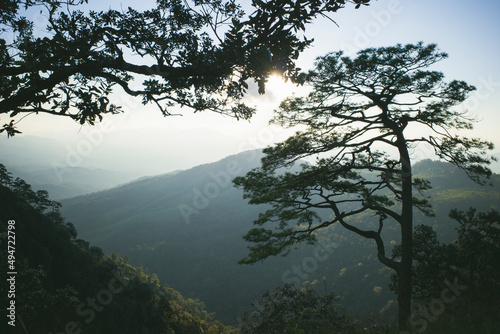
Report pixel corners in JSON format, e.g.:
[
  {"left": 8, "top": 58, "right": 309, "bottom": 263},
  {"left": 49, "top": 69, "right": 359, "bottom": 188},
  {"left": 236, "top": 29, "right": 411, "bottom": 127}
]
[
  {"left": 0, "top": 127, "right": 248, "bottom": 199},
  {"left": 61, "top": 150, "right": 291, "bottom": 324},
  {"left": 59, "top": 150, "right": 500, "bottom": 325},
  {"left": 3, "top": 131, "right": 499, "bottom": 201},
  {"left": 1, "top": 141, "right": 498, "bottom": 328}
]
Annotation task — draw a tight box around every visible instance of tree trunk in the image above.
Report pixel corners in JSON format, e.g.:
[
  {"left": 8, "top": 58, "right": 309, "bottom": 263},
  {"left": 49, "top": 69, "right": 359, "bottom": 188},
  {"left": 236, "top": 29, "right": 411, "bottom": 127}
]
[
  {"left": 398, "top": 223, "right": 413, "bottom": 331},
  {"left": 398, "top": 145, "right": 413, "bottom": 331}
]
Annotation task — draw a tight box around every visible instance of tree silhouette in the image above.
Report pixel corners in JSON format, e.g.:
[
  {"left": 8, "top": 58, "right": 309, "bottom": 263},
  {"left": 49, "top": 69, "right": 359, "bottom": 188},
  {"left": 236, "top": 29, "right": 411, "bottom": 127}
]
[
  {"left": 239, "top": 284, "right": 357, "bottom": 334},
  {"left": 390, "top": 208, "right": 500, "bottom": 332},
  {"left": 1, "top": 0, "right": 371, "bottom": 135},
  {"left": 233, "top": 42, "right": 495, "bottom": 330}
]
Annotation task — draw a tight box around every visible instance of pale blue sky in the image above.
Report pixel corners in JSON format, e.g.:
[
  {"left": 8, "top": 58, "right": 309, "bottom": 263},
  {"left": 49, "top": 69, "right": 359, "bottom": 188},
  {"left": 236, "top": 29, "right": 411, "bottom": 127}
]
[{"left": 2, "top": 0, "right": 500, "bottom": 175}]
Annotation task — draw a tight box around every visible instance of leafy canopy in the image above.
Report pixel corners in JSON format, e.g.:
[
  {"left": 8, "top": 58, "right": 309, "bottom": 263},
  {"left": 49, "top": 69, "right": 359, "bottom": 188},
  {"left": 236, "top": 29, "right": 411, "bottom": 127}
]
[
  {"left": 239, "top": 283, "right": 358, "bottom": 334},
  {"left": 390, "top": 208, "right": 500, "bottom": 332},
  {"left": 0, "top": 0, "right": 371, "bottom": 136},
  {"left": 233, "top": 42, "right": 495, "bottom": 265},
  {"left": 391, "top": 208, "right": 500, "bottom": 298}
]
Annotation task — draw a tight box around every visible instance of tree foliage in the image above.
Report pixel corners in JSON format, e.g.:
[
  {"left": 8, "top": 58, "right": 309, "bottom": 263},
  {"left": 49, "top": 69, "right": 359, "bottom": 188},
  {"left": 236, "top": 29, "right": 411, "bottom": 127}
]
[
  {"left": 234, "top": 42, "right": 494, "bottom": 264},
  {"left": 390, "top": 208, "right": 500, "bottom": 332},
  {"left": 239, "top": 284, "right": 359, "bottom": 334},
  {"left": 233, "top": 42, "right": 494, "bottom": 329},
  {"left": 393, "top": 208, "right": 500, "bottom": 298},
  {"left": 0, "top": 0, "right": 371, "bottom": 135}
]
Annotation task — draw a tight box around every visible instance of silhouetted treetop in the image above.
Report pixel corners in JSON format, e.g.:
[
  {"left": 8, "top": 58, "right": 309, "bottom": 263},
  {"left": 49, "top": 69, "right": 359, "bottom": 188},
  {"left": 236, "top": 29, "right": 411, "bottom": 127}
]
[{"left": 233, "top": 42, "right": 495, "bottom": 330}]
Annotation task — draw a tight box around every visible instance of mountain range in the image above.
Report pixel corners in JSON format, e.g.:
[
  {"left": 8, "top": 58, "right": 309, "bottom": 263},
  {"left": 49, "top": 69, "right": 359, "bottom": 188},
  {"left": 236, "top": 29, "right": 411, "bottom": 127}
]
[{"left": 59, "top": 151, "right": 500, "bottom": 325}]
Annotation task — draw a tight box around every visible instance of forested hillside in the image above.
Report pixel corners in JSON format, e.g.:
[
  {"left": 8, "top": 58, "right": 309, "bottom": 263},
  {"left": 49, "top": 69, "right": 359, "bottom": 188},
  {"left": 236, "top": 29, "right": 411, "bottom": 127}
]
[
  {"left": 60, "top": 151, "right": 500, "bottom": 325},
  {"left": 0, "top": 165, "right": 237, "bottom": 333}
]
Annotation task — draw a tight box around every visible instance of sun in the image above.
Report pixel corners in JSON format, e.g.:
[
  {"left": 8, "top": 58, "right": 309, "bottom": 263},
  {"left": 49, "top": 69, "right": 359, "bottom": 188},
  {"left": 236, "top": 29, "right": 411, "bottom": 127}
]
[
  {"left": 265, "top": 74, "right": 297, "bottom": 101},
  {"left": 266, "top": 74, "right": 286, "bottom": 90}
]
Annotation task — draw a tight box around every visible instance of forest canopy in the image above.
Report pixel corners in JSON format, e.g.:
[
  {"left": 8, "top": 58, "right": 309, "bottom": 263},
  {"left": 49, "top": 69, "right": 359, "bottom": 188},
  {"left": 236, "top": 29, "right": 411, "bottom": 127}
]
[{"left": 0, "top": 163, "right": 238, "bottom": 333}]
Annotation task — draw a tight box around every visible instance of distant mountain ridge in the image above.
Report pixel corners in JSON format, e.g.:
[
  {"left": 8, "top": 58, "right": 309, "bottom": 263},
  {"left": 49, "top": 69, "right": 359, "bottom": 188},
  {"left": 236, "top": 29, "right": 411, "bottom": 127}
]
[
  {"left": 60, "top": 151, "right": 500, "bottom": 325},
  {"left": 1, "top": 135, "right": 142, "bottom": 199},
  {"left": 62, "top": 149, "right": 280, "bottom": 324},
  {"left": 6, "top": 164, "right": 141, "bottom": 199},
  {"left": 62, "top": 149, "right": 265, "bottom": 241}
]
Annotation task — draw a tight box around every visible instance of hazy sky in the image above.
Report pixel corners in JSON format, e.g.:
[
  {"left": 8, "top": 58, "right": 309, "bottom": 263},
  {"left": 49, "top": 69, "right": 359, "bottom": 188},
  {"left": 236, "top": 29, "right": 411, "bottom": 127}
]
[{"left": 2, "top": 0, "right": 500, "bottom": 175}]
